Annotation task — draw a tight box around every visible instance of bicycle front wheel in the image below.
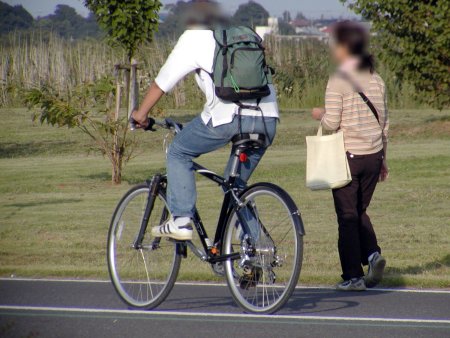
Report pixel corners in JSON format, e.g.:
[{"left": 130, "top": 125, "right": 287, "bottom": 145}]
[
  {"left": 107, "top": 183, "right": 181, "bottom": 309},
  {"left": 223, "top": 183, "right": 304, "bottom": 314}
]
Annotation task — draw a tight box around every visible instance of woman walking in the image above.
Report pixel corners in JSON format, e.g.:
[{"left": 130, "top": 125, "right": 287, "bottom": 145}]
[{"left": 312, "top": 21, "right": 389, "bottom": 291}]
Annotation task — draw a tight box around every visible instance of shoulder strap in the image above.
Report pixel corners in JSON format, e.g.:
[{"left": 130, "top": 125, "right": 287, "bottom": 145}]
[{"left": 338, "top": 71, "right": 380, "bottom": 124}]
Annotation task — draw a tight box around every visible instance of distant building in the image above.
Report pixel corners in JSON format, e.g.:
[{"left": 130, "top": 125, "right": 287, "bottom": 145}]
[
  {"left": 295, "top": 25, "right": 328, "bottom": 41},
  {"left": 291, "top": 18, "right": 310, "bottom": 29},
  {"left": 255, "top": 17, "right": 279, "bottom": 40}
]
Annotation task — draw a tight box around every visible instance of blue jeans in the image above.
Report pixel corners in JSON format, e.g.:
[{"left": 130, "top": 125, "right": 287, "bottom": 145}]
[{"left": 166, "top": 115, "right": 277, "bottom": 218}]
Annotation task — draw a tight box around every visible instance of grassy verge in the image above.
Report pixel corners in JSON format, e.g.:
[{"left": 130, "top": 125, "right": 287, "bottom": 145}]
[{"left": 0, "top": 108, "right": 449, "bottom": 288}]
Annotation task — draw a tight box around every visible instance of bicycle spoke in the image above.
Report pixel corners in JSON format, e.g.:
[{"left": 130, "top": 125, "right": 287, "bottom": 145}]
[
  {"left": 139, "top": 248, "right": 154, "bottom": 299},
  {"left": 108, "top": 186, "right": 180, "bottom": 309},
  {"left": 223, "top": 185, "right": 303, "bottom": 313}
]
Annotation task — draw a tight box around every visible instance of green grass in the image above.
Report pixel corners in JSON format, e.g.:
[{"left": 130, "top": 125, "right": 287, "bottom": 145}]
[{"left": 1, "top": 108, "right": 449, "bottom": 288}]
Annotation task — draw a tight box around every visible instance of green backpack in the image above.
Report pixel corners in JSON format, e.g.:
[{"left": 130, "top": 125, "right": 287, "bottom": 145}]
[{"left": 212, "top": 25, "right": 273, "bottom": 102}]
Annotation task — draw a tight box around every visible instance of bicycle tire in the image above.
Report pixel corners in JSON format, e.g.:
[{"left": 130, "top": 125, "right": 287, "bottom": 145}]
[
  {"left": 222, "top": 182, "right": 304, "bottom": 314},
  {"left": 107, "top": 183, "right": 181, "bottom": 309}
]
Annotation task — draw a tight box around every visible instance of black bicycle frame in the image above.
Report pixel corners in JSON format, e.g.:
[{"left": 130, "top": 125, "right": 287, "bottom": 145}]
[
  {"left": 136, "top": 160, "right": 255, "bottom": 264},
  {"left": 189, "top": 161, "right": 248, "bottom": 264}
]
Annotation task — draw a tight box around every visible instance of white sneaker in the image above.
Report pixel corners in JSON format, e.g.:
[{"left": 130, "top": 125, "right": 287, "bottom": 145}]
[
  {"left": 365, "top": 252, "right": 386, "bottom": 288},
  {"left": 336, "top": 277, "right": 366, "bottom": 291},
  {"left": 151, "top": 217, "right": 193, "bottom": 241}
]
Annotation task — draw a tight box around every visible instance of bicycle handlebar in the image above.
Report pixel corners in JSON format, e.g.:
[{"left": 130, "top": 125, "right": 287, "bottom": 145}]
[
  {"left": 129, "top": 116, "right": 183, "bottom": 134},
  {"left": 155, "top": 118, "right": 183, "bottom": 133}
]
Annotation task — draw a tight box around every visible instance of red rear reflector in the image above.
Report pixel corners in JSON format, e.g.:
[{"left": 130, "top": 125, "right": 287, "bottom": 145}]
[{"left": 239, "top": 153, "right": 248, "bottom": 163}]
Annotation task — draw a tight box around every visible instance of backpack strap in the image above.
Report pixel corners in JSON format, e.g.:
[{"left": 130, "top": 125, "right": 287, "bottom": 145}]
[
  {"left": 338, "top": 71, "right": 380, "bottom": 125},
  {"left": 220, "top": 29, "right": 228, "bottom": 88}
]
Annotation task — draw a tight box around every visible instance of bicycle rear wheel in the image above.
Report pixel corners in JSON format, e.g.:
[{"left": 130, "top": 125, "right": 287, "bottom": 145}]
[
  {"left": 107, "top": 183, "right": 181, "bottom": 309},
  {"left": 223, "top": 183, "right": 304, "bottom": 314}
]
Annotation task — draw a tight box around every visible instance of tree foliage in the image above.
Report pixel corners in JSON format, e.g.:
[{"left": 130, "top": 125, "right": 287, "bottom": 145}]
[
  {"left": 282, "top": 11, "right": 292, "bottom": 23},
  {"left": 36, "top": 5, "right": 101, "bottom": 39},
  {"left": 0, "top": 1, "right": 34, "bottom": 34},
  {"left": 233, "top": 1, "right": 269, "bottom": 28},
  {"left": 24, "top": 78, "right": 137, "bottom": 184},
  {"left": 84, "top": 0, "right": 162, "bottom": 61},
  {"left": 341, "top": 0, "right": 450, "bottom": 108},
  {"left": 158, "top": 1, "right": 193, "bottom": 39},
  {"left": 279, "top": 11, "right": 295, "bottom": 35}
]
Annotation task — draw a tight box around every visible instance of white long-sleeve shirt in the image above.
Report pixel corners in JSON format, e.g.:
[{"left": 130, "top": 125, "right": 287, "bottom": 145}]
[{"left": 155, "top": 29, "right": 279, "bottom": 127}]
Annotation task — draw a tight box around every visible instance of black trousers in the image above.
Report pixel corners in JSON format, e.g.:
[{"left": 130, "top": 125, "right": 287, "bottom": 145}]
[{"left": 332, "top": 150, "right": 384, "bottom": 280}]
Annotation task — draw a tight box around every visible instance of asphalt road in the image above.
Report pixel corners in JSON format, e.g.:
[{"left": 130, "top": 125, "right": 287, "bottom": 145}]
[{"left": 0, "top": 278, "right": 449, "bottom": 338}]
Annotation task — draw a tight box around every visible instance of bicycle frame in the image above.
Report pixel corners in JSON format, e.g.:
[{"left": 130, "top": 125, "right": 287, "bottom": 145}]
[
  {"left": 130, "top": 119, "right": 269, "bottom": 265},
  {"left": 134, "top": 158, "right": 258, "bottom": 265}
]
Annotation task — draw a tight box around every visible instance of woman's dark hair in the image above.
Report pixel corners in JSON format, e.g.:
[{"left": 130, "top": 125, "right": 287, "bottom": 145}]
[{"left": 332, "top": 21, "right": 375, "bottom": 73}]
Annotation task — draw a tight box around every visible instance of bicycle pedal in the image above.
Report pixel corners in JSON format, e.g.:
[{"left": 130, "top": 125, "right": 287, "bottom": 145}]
[{"left": 211, "top": 262, "right": 225, "bottom": 277}]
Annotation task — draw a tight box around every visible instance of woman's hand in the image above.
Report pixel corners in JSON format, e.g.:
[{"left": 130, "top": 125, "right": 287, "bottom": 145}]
[
  {"left": 312, "top": 107, "right": 325, "bottom": 120},
  {"left": 379, "top": 159, "right": 389, "bottom": 182}
]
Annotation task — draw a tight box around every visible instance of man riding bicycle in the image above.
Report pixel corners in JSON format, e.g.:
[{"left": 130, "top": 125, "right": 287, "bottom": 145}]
[{"left": 132, "top": 3, "right": 279, "bottom": 241}]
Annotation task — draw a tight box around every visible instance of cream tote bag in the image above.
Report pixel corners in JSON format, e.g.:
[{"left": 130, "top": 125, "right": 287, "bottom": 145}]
[{"left": 306, "top": 124, "right": 351, "bottom": 191}]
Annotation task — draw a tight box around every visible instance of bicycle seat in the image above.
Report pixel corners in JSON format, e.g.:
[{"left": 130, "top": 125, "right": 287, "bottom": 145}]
[{"left": 231, "top": 133, "right": 266, "bottom": 149}]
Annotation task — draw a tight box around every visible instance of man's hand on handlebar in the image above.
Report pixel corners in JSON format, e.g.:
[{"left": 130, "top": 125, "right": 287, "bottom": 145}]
[{"left": 130, "top": 110, "right": 156, "bottom": 131}]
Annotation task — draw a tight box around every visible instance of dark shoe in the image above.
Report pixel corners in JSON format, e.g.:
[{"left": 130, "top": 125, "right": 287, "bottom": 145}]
[
  {"left": 336, "top": 277, "right": 366, "bottom": 291},
  {"left": 365, "top": 252, "right": 386, "bottom": 288}
]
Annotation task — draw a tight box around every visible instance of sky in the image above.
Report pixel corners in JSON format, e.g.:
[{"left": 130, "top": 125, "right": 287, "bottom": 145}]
[{"left": 4, "top": 0, "right": 356, "bottom": 19}]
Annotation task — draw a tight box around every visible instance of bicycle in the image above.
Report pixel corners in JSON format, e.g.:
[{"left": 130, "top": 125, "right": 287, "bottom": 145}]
[{"left": 107, "top": 118, "right": 305, "bottom": 314}]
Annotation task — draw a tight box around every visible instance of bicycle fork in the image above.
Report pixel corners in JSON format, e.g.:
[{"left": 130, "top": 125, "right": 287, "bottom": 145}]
[{"left": 133, "top": 175, "right": 163, "bottom": 249}]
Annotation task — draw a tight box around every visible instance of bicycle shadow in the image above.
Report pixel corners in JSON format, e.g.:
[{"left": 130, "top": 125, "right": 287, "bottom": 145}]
[
  {"left": 159, "top": 293, "right": 236, "bottom": 312},
  {"left": 280, "top": 288, "right": 388, "bottom": 315},
  {"left": 158, "top": 285, "right": 389, "bottom": 314}
]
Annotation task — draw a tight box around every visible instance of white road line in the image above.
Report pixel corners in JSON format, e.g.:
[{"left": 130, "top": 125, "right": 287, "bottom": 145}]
[
  {"left": 1, "top": 278, "right": 450, "bottom": 294},
  {"left": 0, "top": 305, "right": 449, "bottom": 325},
  {"left": 0, "top": 278, "right": 110, "bottom": 283}
]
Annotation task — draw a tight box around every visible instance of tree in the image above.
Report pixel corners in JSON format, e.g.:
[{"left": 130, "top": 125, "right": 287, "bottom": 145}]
[
  {"left": 279, "top": 11, "right": 295, "bottom": 36},
  {"left": 278, "top": 20, "right": 295, "bottom": 36},
  {"left": 0, "top": 1, "right": 34, "bottom": 34},
  {"left": 157, "top": 1, "right": 191, "bottom": 39},
  {"left": 72, "top": 0, "right": 162, "bottom": 183},
  {"left": 25, "top": 78, "right": 138, "bottom": 185},
  {"left": 233, "top": 1, "right": 269, "bottom": 28},
  {"left": 36, "top": 4, "right": 101, "bottom": 39},
  {"left": 341, "top": 0, "right": 450, "bottom": 108},
  {"left": 84, "top": 0, "right": 162, "bottom": 62},
  {"left": 282, "top": 10, "right": 292, "bottom": 23},
  {"left": 295, "top": 12, "right": 306, "bottom": 21}
]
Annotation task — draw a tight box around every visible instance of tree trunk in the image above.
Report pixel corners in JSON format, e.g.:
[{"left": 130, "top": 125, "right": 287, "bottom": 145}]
[
  {"left": 128, "top": 58, "right": 139, "bottom": 118},
  {"left": 112, "top": 156, "right": 122, "bottom": 184},
  {"left": 109, "top": 60, "right": 139, "bottom": 184},
  {"left": 112, "top": 65, "right": 122, "bottom": 185}
]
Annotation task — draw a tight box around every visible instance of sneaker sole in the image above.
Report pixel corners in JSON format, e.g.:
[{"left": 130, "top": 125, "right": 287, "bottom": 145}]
[
  {"left": 365, "top": 257, "right": 386, "bottom": 288},
  {"left": 151, "top": 230, "right": 192, "bottom": 241}
]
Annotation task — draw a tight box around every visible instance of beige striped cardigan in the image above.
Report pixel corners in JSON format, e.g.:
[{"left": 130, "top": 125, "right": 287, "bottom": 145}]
[{"left": 322, "top": 70, "right": 389, "bottom": 155}]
